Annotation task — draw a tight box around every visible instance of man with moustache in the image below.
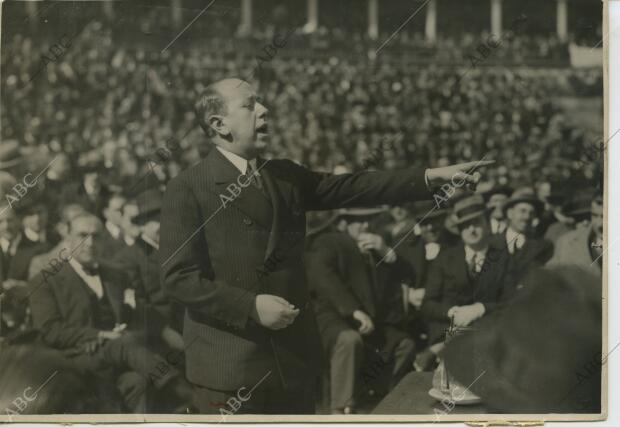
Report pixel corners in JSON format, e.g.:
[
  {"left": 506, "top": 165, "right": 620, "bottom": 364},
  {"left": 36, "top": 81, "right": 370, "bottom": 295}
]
[
  {"left": 420, "top": 194, "right": 511, "bottom": 367},
  {"left": 159, "top": 78, "right": 492, "bottom": 414}
]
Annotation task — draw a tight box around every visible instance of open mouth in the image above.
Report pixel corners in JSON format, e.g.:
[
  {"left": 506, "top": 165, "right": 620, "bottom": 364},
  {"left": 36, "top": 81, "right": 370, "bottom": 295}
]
[{"left": 256, "top": 123, "right": 269, "bottom": 135}]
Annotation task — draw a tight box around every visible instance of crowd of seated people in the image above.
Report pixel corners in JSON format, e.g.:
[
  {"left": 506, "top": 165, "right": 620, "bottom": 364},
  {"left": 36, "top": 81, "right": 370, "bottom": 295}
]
[
  {"left": 0, "top": 157, "right": 192, "bottom": 414},
  {"left": 305, "top": 182, "right": 602, "bottom": 413},
  {"left": 0, "top": 13, "right": 604, "bottom": 415}
]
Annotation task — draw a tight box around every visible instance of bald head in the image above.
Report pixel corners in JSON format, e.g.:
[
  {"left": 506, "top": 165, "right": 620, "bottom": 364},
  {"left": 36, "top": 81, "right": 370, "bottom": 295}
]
[
  {"left": 195, "top": 78, "right": 269, "bottom": 158},
  {"left": 195, "top": 79, "right": 248, "bottom": 136}
]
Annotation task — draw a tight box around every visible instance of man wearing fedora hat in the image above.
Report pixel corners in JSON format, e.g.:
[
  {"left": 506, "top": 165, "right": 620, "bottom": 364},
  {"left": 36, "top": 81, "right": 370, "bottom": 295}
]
[
  {"left": 494, "top": 187, "right": 553, "bottom": 287},
  {"left": 421, "top": 194, "right": 513, "bottom": 360},
  {"left": 306, "top": 207, "right": 415, "bottom": 414}
]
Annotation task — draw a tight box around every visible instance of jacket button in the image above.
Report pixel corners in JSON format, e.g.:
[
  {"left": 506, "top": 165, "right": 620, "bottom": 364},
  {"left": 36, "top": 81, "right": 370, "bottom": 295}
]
[{"left": 243, "top": 218, "right": 253, "bottom": 226}]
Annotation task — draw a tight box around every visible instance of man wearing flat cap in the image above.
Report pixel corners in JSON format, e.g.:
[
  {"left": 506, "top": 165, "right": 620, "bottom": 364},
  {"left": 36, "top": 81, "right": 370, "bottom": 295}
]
[
  {"left": 306, "top": 207, "right": 414, "bottom": 414},
  {"left": 159, "top": 77, "right": 492, "bottom": 414}
]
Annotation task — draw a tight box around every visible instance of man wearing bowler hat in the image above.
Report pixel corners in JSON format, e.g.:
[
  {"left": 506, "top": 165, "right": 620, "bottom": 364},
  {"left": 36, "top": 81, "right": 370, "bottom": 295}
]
[
  {"left": 421, "top": 194, "right": 512, "bottom": 360},
  {"left": 159, "top": 77, "right": 493, "bottom": 414}
]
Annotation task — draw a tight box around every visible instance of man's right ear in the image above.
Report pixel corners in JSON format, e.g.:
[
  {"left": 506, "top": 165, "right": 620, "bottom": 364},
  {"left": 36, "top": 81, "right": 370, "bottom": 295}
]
[{"left": 207, "top": 114, "right": 228, "bottom": 137}]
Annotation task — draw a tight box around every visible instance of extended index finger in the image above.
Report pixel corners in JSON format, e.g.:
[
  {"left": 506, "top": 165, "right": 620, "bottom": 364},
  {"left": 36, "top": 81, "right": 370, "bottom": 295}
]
[{"left": 457, "top": 159, "right": 495, "bottom": 171}]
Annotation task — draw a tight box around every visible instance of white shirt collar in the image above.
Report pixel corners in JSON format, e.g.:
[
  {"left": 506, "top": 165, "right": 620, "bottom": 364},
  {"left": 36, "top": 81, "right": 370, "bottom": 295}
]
[
  {"left": 506, "top": 227, "right": 526, "bottom": 252},
  {"left": 0, "top": 234, "right": 21, "bottom": 256},
  {"left": 464, "top": 244, "right": 488, "bottom": 272},
  {"left": 69, "top": 258, "right": 104, "bottom": 299},
  {"left": 216, "top": 146, "right": 249, "bottom": 175},
  {"left": 24, "top": 227, "right": 44, "bottom": 243},
  {"left": 105, "top": 221, "right": 122, "bottom": 240}
]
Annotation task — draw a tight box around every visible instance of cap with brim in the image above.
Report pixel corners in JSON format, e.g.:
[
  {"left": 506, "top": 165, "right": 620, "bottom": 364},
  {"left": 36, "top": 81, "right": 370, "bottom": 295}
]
[
  {"left": 502, "top": 187, "right": 544, "bottom": 215},
  {"left": 487, "top": 193, "right": 509, "bottom": 209}
]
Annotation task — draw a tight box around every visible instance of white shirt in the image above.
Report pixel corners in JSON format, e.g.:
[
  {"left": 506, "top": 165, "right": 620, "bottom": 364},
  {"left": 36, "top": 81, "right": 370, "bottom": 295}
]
[
  {"left": 0, "top": 234, "right": 21, "bottom": 256},
  {"left": 69, "top": 258, "right": 104, "bottom": 299},
  {"left": 490, "top": 218, "right": 507, "bottom": 234},
  {"left": 424, "top": 242, "right": 441, "bottom": 261},
  {"left": 464, "top": 245, "right": 488, "bottom": 273},
  {"left": 216, "top": 146, "right": 260, "bottom": 176},
  {"left": 506, "top": 227, "right": 526, "bottom": 254}
]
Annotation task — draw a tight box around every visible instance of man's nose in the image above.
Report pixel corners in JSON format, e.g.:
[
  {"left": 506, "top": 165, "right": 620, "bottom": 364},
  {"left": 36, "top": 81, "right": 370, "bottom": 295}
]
[{"left": 256, "top": 102, "right": 269, "bottom": 117}]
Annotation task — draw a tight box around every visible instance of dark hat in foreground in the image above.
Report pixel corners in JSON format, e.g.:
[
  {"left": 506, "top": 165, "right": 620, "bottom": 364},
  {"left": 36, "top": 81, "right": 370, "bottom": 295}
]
[
  {"left": 502, "top": 187, "right": 544, "bottom": 215},
  {"left": 443, "top": 266, "right": 601, "bottom": 413},
  {"left": 450, "top": 194, "right": 490, "bottom": 226},
  {"left": 132, "top": 189, "right": 163, "bottom": 225},
  {"left": 562, "top": 190, "right": 598, "bottom": 220}
]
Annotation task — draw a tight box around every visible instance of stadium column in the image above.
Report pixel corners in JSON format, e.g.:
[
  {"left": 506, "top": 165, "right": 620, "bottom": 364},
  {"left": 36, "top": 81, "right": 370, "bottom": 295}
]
[
  {"left": 305, "top": 0, "right": 319, "bottom": 32},
  {"left": 102, "top": 1, "right": 114, "bottom": 20},
  {"left": 425, "top": 0, "right": 437, "bottom": 43},
  {"left": 556, "top": 0, "right": 568, "bottom": 42},
  {"left": 171, "top": 0, "right": 182, "bottom": 29},
  {"left": 238, "top": 0, "right": 253, "bottom": 36},
  {"left": 368, "top": 0, "right": 378, "bottom": 40},
  {"left": 490, "top": 0, "right": 502, "bottom": 36},
  {"left": 25, "top": 0, "right": 37, "bottom": 31}
]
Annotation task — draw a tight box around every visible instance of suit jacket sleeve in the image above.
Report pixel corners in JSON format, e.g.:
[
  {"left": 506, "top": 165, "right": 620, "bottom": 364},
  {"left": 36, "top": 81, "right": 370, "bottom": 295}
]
[
  {"left": 421, "top": 253, "right": 451, "bottom": 321},
  {"left": 159, "top": 174, "right": 256, "bottom": 330},
  {"left": 29, "top": 275, "right": 100, "bottom": 348},
  {"left": 306, "top": 236, "right": 361, "bottom": 317},
  {"left": 281, "top": 161, "right": 431, "bottom": 210}
]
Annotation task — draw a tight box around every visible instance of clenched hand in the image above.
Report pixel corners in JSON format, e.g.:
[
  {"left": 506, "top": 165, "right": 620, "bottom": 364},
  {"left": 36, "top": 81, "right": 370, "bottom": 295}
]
[{"left": 252, "top": 294, "right": 300, "bottom": 330}]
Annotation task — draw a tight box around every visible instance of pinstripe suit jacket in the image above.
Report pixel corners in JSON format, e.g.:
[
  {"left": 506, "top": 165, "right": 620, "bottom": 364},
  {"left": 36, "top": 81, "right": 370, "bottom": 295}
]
[{"left": 159, "top": 146, "right": 432, "bottom": 390}]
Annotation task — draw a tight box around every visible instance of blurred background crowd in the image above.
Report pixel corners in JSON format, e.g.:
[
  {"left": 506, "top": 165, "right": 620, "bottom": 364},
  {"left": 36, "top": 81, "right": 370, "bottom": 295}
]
[{"left": 0, "top": 0, "right": 604, "bottom": 417}]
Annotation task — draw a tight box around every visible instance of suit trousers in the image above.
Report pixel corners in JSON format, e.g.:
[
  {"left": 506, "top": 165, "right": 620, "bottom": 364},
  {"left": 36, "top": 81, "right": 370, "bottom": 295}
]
[
  {"left": 193, "top": 368, "right": 316, "bottom": 415},
  {"left": 68, "top": 332, "right": 178, "bottom": 411},
  {"left": 329, "top": 328, "right": 415, "bottom": 411}
]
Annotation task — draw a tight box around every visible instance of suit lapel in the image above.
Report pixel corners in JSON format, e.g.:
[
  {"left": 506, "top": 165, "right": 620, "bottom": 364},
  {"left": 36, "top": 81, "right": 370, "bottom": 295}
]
[
  {"left": 209, "top": 148, "right": 274, "bottom": 232},
  {"left": 99, "top": 266, "right": 124, "bottom": 324},
  {"left": 259, "top": 158, "right": 291, "bottom": 261},
  {"left": 453, "top": 245, "right": 471, "bottom": 294}
]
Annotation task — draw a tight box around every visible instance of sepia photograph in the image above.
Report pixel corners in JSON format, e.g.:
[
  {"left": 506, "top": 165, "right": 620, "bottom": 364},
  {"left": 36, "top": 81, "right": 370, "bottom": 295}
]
[{"left": 0, "top": 0, "right": 607, "bottom": 422}]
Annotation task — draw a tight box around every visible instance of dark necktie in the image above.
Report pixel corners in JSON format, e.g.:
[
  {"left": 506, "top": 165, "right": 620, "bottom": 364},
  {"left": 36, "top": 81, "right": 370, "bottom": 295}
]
[
  {"left": 467, "top": 253, "right": 479, "bottom": 278},
  {"left": 82, "top": 263, "right": 99, "bottom": 276},
  {"left": 246, "top": 160, "right": 264, "bottom": 191}
]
